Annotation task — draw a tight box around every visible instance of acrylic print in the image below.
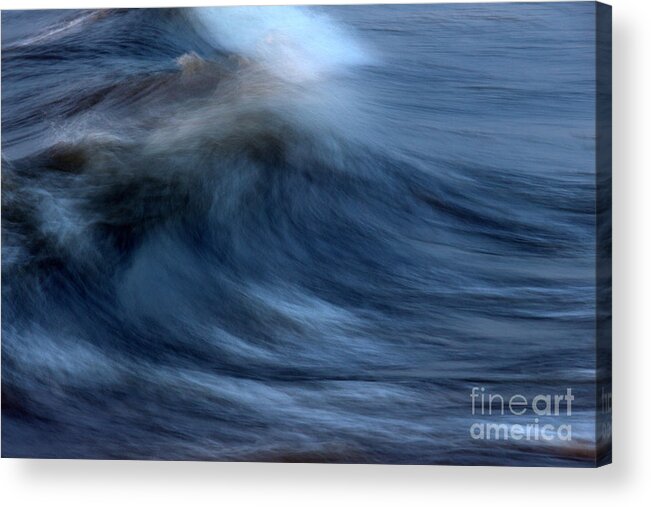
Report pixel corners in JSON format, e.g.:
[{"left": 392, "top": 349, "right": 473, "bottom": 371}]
[{"left": 1, "top": 3, "right": 611, "bottom": 466}]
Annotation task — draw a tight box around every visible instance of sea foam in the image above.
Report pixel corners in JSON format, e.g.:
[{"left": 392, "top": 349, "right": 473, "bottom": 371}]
[{"left": 189, "top": 6, "right": 372, "bottom": 82}]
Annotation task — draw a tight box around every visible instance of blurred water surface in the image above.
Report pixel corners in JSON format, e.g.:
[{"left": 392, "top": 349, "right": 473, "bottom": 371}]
[{"left": 1, "top": 4, "right": 597, "bottom": 465}]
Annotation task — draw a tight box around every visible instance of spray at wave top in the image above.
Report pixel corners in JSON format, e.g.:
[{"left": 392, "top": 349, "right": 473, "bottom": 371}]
[{"left": 188, "top": 6, "right": 373, "bottom": 83}]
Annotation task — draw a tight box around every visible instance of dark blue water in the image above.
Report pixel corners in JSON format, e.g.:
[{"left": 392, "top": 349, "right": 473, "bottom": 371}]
[{"left": 2, "top": 4, "right": 599, "bottom": 465}]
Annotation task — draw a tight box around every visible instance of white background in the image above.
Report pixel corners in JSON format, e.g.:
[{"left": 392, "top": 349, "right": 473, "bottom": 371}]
[{"left": 0, "top": 0, "right": 648, "bottom": 505}]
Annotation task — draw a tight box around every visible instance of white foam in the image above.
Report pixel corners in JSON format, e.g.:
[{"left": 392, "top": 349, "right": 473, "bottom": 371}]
[{"left": 189, "top": 6, "right": 372, "bottom": 82}]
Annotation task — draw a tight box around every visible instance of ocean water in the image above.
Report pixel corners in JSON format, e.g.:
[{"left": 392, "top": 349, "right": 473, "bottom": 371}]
[{"left": 2, "top": 4, "right": 600, "bottom": 465}]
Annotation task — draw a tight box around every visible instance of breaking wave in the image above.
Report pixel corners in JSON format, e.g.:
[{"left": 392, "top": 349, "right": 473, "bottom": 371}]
[{"left": 2, "top": 5, "right": 598, "bottom": 464}]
